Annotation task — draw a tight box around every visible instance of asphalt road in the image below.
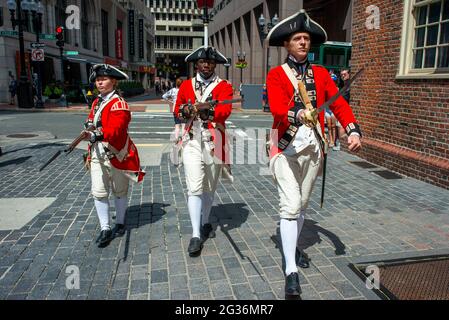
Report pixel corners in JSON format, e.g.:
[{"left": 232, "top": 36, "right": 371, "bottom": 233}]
[{"left": 0, "top": 111, "right": 274, "bottom": 143}]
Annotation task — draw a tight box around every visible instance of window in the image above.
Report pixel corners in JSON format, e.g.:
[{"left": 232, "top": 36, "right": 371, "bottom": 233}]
[
  {"left": 413, "top": 0, "right": 449, "bottom": 68},
  {"left": 101, "top": 10, "right": 109, "bottom": 56},
  {"left": 398, "top": 0, "right": 449, "bottom": 78},
  {"left": 81, "top": 0, "right": 90, "bottom": 49}
]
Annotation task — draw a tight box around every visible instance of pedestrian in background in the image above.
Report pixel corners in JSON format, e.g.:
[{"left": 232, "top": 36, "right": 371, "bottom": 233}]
[
  {"left": 162, "top": 78, "right": 184, "bottom": 141},
  {"left": 8, "top": 73, "right": 17, "bottom": 106},
  {"left": 340, "top": 69, "right": 351, "bottom": 103},
  {"left": 262, "top": 83, "right": 269, "bottom": 112},
  {"left": 333, "top": 68, "right": 352, "bottom": 151}
]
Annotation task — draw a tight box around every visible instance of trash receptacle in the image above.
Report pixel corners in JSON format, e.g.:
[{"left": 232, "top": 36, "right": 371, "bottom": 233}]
[{"left": 241, "top": 84, "right": 263, "bottom": 110}]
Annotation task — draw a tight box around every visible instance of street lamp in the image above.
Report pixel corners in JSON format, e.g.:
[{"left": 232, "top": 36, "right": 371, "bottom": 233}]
[
  {"left": 258, "top": 13, "right": 279, "bottom": 80},
  {"left": 236, "top": 50, "right": 247, "bottom": 87},
  {"left": 7, "top": 0, "right": 34, "bottom": 108},
  {"left": 172, "top": 63, "right": 179, "bottom": 81},
  {"left": 224, "top": 57, "right": 231, "bottom": 80},
  {"left": 27, "top": 0, "right": 45, "bottom": 108},
  {"left": 196, "top": 0, "right": 214, "bottom": 47}
]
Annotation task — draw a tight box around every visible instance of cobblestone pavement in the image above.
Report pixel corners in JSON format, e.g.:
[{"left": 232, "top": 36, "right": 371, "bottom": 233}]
[{"left": 1, "top": 124, "right": 449, "bottom": 300}]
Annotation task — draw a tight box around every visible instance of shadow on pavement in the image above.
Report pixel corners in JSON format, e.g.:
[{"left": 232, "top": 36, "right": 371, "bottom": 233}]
[
  {"left": 0, "top": 156, "right": 32, "bottom": 168},
  {"left": 119, "top": 202, "right": 169, "bottom": 261},
  {"left": 1, "top": 143, "right": 65, "bottom": 156},
  {"left": 110, "top": 202, "right": 170, "bottom": 285},
  {"left": 271, "top": 219, "right": 346, "bottom": 267},
  {"left": 211, "top": 203, "right": 266, "bottom": 281},
  {"left": 300, "top": 219, "right": 346, "bottom": 255},
  {"left": 271, "top": 218, "right": 346, "bottom": 299}
]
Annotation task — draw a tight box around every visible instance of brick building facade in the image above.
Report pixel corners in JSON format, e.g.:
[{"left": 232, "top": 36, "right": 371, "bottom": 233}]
[{"left": 351, "top": 0, "right": 449, "bottom": 188}]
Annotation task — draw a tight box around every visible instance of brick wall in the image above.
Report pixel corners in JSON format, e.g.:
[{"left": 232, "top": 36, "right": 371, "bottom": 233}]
[{"left": 350, "top": 0, "right": 449, "bottom": 189}]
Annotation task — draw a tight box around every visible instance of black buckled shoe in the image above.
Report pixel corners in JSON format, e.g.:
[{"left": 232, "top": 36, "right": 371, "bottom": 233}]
[
  {"left": 285, "top": 272, "right": 301, "bottom": 297},
  {"left": 297, "top": 250, "right": 310, "bottom": 269},
  {"left": 201, "top": 223, "right": 216, "bottom": 240},
  {"left": 97, "top": 229, "right": 112, "bottom": 248},
  {"left": 113, "top": 224, "right": 126, "bottom": 237},
  {"left": 188, "top": 237, "right": 203, "bottom": 256}
]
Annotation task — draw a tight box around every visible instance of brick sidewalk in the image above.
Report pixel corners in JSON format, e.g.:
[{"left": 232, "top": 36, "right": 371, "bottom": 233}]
[{"left": 0, "top": 142, "right": 448, "bottom": 300}]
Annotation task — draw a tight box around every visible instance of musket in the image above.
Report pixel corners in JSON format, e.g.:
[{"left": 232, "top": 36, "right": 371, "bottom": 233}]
[
  {"left": 178, "top": 97, "right": 244, "bottom": 138},
  {"left": 186, "top": 98, "right": 244, "bottom": 115},
  {"left": 170, "top": 98, "right": 244, "bottom": 167},
  {"left": 296, "top": 67, "right": 364, "bottom": 208},
  {"left": 39, "top": 126, "right": 94, "bottom": 171}
]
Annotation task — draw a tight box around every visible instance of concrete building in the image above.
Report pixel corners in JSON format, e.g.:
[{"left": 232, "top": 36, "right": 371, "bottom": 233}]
[
  {"left": 147, "top": 0, "right": 204, "bottom": 83},
  {"left": 0, "top": 0, "right": 155, "bottom": 104},
  {"left": 208, "top": 0, "right": 353, "bottom": 86}
]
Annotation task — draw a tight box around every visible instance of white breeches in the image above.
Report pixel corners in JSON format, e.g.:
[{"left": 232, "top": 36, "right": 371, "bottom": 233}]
[
  {"left": 182, "top": 139, "right": 222, "bottom": 196},
  {"left": 270, "top": 146, "right": 322, "bottom": 219},
  {"left": 90, "top": 151, "right": 129, "bottom": 200}
]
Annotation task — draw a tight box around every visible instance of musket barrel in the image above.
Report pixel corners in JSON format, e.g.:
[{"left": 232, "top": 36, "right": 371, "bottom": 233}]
[{"left": 39, "top": 150, "right": 62, "bottom": 171}]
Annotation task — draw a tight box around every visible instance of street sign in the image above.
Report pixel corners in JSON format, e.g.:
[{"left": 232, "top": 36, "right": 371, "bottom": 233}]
[
  {"left": 65, "top": 51, "right": 79, "bottom": 56},
  {"left": 31, "top": 43, "right": 46, "bottom": 49},
  {"left": 0, "top": 30, "right": 19, "bottom": 37},
  {"left": 31, "top": 49, "right": 45, "bottom": 62},
  {"left": 39, "top": 34, "right": 56, "bottom": 40}
]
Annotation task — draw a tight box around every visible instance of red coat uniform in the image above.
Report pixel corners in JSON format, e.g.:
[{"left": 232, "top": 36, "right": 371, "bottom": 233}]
[
  {"left": 174, "top": 79, "right": 233, "bottom": 162},
  {"left": 267, "top": 64, "right": 357, "bottom": 157},
  {"left": 87, "top": 95, "right": 145, "bottom": 182}
]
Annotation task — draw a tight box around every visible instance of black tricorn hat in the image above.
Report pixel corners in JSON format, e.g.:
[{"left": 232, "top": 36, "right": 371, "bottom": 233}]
[
  {"left": 185, "top": 46, "right": 228, "bottom": 64},
  {"left": 89, "top": 64, "right": 129, "bottom": 83},
  {"left": 267, "top": 9, "right": 327, "bottom": 46}
]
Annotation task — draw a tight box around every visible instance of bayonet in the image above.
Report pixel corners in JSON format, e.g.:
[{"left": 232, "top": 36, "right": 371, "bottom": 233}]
[
  {"left": 39, "top": 126, "right": 94, "bottom": 171},
  {"left": 316, "top": 67, "right": 364, "bottom": 113}
]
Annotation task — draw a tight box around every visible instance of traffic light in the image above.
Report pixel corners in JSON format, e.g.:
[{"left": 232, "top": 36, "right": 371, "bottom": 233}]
[{"left": 55, "top": 26, "right": 64, "bottom": 47}]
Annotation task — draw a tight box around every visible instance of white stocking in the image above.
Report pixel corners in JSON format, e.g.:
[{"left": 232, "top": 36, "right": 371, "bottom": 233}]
[
  {"left": 280, "top": 218, "right": 298, "bottom": 276},
  {"left": 94, "top": 199, "right": 110, "bottom": 231},
  {"left": 188, "top": 195, "right": 202, "bottom": 238}
]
